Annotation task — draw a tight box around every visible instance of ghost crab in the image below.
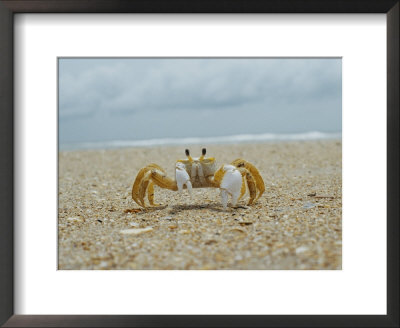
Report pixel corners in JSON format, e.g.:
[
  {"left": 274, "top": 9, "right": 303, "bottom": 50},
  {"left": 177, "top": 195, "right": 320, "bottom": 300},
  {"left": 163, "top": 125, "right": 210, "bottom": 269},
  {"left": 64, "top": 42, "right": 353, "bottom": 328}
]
[{"left": 132, "top": 148, "right": 265, "bottom": 209}]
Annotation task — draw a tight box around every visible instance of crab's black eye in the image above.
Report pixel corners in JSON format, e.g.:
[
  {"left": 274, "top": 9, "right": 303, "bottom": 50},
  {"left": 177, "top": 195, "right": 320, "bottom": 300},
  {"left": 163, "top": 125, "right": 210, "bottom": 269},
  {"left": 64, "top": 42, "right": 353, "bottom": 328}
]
[
  {"left": 185, "top": 149, "right": 190, "bottom": 156},
  {"left": 202, "top": 148, "right": 206, "bottom": 156}
]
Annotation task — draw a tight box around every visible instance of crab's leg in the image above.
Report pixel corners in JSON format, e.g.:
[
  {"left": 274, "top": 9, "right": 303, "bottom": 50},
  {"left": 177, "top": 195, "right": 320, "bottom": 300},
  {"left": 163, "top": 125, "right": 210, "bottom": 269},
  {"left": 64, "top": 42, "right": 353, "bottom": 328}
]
[
  {"left": 134, "top": 170, "right": 153, "bottom": 208},
  {"left": 231, "top": 159, "right": 265, "bottom": 201},
  {"left": 150, "top": 169, "right": 178, "bottom": 191},
  {"left": 147, "top": 182, "right": 161, "bottom": 206},
  {"left": 132, "top": 164, "right": 164, "bottom": 204},
  {"left": 137, "top": 170, "right": 178, "bottom": 207},
  {"left": 237, "top": 167, "right": 257, "bottom": 206},
  {"left": 132, "top": 166, "right": 151, "bottom": 206},
  {"left": 139, "top": 177, "right": 151, "bottom": 207},
  {"left": 135, "top": 170, "right": 178, "bottom": 208},
  {"left": 238, "top": 175, "right": 246, "bottom": 201},
  {"left": 132, "top": 164, "right": 167, "bottom": 207}
]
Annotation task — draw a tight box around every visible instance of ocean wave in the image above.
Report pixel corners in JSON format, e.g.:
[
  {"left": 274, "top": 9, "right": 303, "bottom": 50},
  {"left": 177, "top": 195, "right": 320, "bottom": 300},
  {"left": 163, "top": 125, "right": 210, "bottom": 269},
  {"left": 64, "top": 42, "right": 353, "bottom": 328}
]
[{"left": 60, "top": 131, "right": 341, "bottom": 151}]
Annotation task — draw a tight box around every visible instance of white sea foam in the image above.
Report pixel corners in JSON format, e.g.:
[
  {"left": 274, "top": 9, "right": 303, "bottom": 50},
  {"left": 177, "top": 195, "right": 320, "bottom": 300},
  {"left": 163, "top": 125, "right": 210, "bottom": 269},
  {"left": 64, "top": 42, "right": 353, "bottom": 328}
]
[{"left": 60, "top": 131, "right": 341, "bottom": 151}]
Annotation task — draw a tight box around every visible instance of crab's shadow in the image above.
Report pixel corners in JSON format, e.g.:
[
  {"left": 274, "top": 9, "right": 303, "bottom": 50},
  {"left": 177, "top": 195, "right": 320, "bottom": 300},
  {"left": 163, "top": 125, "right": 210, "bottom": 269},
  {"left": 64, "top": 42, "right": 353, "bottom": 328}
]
[
  {"left": 168, "top": 202, "right": 225, "bottom": 214},
  {"left": 131, "top": 202, "right": 247, "bottom": 216}
]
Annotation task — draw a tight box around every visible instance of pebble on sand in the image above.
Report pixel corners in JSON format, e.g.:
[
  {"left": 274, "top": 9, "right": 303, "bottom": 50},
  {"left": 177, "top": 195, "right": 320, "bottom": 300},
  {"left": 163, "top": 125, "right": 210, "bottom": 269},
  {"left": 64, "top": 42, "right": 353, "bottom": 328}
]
[
  {"left": 67, "top": 217, "right": 83, "bottom": 223},
  {"left": 295, "top": 246, "right": 309, "bottom": 254}
]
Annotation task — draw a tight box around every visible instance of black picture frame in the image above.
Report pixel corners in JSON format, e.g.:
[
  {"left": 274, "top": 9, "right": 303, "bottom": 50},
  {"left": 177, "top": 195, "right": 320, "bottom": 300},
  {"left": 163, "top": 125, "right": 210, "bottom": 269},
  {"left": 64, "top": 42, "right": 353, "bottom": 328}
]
[{"left": 0, "top": 0, "right": 398, "bottom": 327}]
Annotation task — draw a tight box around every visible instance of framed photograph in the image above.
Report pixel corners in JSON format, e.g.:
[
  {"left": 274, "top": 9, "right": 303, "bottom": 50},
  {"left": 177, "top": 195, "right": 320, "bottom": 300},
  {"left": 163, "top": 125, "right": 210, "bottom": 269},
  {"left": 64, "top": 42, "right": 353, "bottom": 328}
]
[{"left": 1, "top": 0, "right": 398, "bottom": 327}]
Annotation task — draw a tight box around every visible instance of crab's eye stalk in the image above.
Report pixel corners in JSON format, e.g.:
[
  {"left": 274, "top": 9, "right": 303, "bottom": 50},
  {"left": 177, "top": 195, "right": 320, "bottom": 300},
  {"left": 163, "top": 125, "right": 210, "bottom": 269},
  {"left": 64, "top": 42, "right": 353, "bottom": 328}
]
[
  {"left": 199, "top": 147, "right": 207, "bottom": 161},
  {"left": 185, "top": 149, "right": 193, "bottom": 163}
]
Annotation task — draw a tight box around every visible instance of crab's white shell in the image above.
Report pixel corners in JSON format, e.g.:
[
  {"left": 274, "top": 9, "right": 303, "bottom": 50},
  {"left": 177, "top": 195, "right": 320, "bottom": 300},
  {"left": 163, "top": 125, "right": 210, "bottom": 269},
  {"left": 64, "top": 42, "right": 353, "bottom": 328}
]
[{"left": 178, "top": 157, "right": 218, "bottom": 188}]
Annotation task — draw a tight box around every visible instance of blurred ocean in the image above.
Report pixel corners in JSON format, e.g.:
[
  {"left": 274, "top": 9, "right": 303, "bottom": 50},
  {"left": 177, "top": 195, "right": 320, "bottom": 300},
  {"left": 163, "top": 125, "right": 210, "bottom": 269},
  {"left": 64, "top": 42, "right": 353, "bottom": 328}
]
[{"left": 59, "top": 131, "right": 341, "bottom": 151}]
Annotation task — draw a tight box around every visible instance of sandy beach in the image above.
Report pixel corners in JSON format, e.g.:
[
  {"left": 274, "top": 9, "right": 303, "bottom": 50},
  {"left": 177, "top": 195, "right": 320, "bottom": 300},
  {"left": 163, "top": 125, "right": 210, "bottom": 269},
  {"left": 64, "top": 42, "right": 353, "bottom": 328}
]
[{"left": 58, "top": 140, "right": 342, "bottom": 270}]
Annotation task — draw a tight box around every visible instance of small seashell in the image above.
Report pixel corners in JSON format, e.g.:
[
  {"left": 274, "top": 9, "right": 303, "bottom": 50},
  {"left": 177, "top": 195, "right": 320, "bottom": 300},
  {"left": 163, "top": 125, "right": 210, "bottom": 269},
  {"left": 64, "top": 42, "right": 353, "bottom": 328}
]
[
  {"left": 99, "top": 261, "right": 109, "bottom": 268},
  {"left": 120, "top": 227, "right": 153, "bottom": 235},
  {"left": 295, "top": 246, "right": 309, "bottom": 254},
  {"left": 303, "top": 202, "right": 316, "bottom": 209}
]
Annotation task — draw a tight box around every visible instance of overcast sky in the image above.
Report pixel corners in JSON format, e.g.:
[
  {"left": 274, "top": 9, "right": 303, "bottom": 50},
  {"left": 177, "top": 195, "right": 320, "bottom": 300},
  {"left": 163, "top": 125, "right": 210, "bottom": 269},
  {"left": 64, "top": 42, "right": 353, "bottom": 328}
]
[{"left": 59, "top": 58, "right": 341, "bottom": 145}]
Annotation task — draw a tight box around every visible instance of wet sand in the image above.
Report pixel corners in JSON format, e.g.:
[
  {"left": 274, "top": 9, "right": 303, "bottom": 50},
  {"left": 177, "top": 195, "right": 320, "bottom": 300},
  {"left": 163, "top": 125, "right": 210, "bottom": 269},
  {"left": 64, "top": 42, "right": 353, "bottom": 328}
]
[{"left": 58, "top": 140, "right": 342, "bottom": 270}]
